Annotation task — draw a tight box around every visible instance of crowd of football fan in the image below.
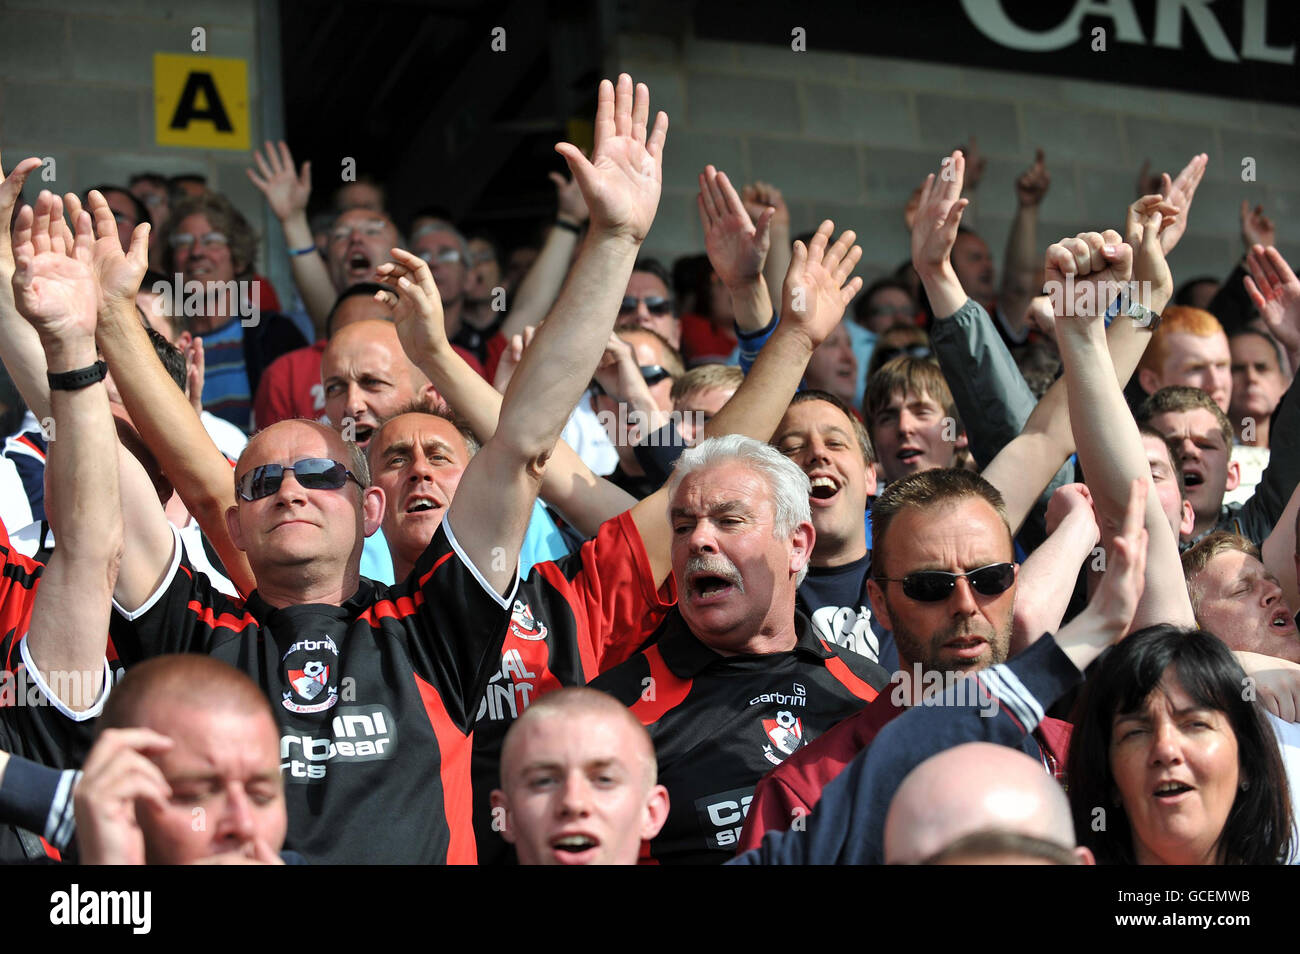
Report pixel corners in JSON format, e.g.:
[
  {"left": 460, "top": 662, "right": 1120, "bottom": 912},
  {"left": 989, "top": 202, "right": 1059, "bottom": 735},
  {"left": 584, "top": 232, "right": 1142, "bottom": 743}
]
[{"left": 1, "top": 72, "right": 1299, "bottom": 866}]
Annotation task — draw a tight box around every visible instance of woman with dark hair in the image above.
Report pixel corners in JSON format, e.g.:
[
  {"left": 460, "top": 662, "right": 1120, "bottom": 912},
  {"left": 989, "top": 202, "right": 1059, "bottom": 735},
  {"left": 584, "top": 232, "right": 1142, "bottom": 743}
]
[{"left": 1069, "top": 625, "right": 1293, "bottom": 864}]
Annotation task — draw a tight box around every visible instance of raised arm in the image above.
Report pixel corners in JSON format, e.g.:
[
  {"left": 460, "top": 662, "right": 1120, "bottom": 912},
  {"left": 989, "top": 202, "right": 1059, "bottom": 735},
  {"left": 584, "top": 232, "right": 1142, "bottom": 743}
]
[
  {"left": 741, "top": 180, "right": 790, "bottom": 315},
  {"left": 497, "top": 171, "right": 588, "bottom": 341},
  {"left": 75, "top": 191, "right": 255, "bottom": 602},
  {"left": 10, "top": 193, "right": 121, "bottom": 709},
  {"left": 983, "top": 193, "right": 1181, "bottom": 533},
  {"left": 247, "top": 141, "right": 333, "bottom": 336},
  {"left": 1010, "top": 483, "right": 1099, "bottom": 655},
  {"left": 997, "top": 149, "right": 1050, "bottom": 340},
  {"left": 441, "top": 74, "right": 667, "bottom": 595},
  {"left": 910, "top": 149, "right": 971, "bottom": 319},
  {"left": 628, "top": 221, "right": 862, "bottom": 578},
  {"left": 1050, "top": 223, "right": 1194, "bottom": 630},
  {"left": 0, "top": 153, "right": 53, "bottom": 422},
  {"left": 702, "top": 165, "right": 775, "bottom": 334},
  {"left": 377, "top": 251, "right": 637, "bottom": 542}
]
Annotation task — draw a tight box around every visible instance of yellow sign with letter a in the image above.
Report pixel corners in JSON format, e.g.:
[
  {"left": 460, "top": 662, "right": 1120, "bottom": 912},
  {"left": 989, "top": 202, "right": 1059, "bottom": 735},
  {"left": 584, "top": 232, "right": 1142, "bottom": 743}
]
[{"left": 154, "top": 53, "right": 250, "bottom": 150}]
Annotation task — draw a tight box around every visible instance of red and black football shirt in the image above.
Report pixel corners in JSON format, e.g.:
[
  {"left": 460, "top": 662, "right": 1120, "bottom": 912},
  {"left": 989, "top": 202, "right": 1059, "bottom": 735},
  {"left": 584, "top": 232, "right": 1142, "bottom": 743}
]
[
  {"left": 590, "top": 610, "right": 888, "bottom": 864},
  {"left": 108, "top": 518, "right": 513, "bottom": 864},
  {"left": 470, "top": 509, "right": 676, "bottom": 864}
]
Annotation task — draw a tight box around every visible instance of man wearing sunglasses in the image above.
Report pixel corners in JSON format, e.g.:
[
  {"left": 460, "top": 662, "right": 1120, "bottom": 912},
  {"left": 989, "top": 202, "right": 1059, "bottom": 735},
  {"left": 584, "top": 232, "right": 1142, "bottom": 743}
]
[
  {"left": 616, "top": 259, "right": 681, "bottom": 350},
  {"left": 101, "top": 73, "right": 670, "bottom": 864},
  {"left": 737, "top": 467, "right": 1072, "bottom": 853}
]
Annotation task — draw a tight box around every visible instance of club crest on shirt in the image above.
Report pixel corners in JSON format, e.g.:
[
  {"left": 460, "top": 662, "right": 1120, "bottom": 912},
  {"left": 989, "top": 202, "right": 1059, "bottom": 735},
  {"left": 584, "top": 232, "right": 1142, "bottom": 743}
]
[
  {"left": 761, "top": 710, "right": 803, "bottom": 765},
  {"left": 282, "top": 636, "right": 340, "bottom": 714},
  {"left": 509, "top": 600, "right": 548, "bottom": 641}
]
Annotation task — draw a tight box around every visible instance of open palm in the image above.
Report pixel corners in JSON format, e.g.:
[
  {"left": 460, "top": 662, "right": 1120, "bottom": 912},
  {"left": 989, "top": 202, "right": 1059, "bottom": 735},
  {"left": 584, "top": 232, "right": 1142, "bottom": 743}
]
[
  {"left": 11, "top": 193, "right": 98, "bottom": 340},
  {"left": 557, "top": 74, "right": 667, "bottom": 244},
  {"left": 781, "top": 221, "right": 863, "bottom": 349},
  {"left": 699, "top": 164, "right": 771, "bottom": 287},
  {"left": 66, "top": 190, "right": 149, "bottom": 309}
]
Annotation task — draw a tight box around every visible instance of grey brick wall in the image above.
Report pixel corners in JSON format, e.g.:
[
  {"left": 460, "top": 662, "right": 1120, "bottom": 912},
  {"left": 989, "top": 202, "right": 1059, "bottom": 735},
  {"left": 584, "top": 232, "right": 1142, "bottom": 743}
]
[
  {"left": 1, "top": 0, "right": 275, "bottom": 268},
  {"left": 609, "top": 31, "right": 1300, "bottom": 289}
]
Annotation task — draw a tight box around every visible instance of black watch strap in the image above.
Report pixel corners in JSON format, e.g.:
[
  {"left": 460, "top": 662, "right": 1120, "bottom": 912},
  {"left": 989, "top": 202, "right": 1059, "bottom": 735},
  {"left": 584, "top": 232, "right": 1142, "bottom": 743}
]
[{"left": 47, "top": 360, "right": 108, "bottom": 391}]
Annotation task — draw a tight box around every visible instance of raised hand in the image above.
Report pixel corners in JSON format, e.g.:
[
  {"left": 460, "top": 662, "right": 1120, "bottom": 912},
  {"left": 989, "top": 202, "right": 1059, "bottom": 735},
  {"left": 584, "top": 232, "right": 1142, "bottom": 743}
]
[
  {"left": 1156, "top": 153, "right": 1207, "bottom": 254},
  {"left": 493, "top": 324, "right": 537, "bottom": 395},
  {"left": 549, "top": 169, "right": 589, "bottom": 226},
  {"left": 374, "top": 247, "right": 448, "bottom": 362},
  {"left": 0, "top": 152, "right": 42, "bottom": 279},
  {"left": 185, "top": 335, "right": 205, "bottom": 415},
  {"left": 1244, "top": 245, "right": 1300, "bottom": 358},
  {"left": 699, "top": 164, "right": 772, "bottom": 289},
  {"left": 1045, "top": 482, "right": 1098, "bottom": 542},
  {"left": 910, "top": 150, "right": 969, "bottom": 273},
  {"left": 1015, "top": 148, "right": 1050, "bottom": 207},
  {"left": 1044, "top": 229, "right": 1131, "bottom": 325},
  {"left": 781, "top": 220, "right": 863, "bottom": 350},
  {"left": 1126, "top": 195, "right": 1178, "bottom": 311},
  {"left": 1241, "top": 200, "right": 1276, "bottom": 250},
  {"left": 741, "top": 180, "right": 789, "bottom": 231},
  {"left": 11, "top": 191, "right": 99, "bottom": 342},
  {"left": 246, "top": 140, "right": 312, "bottom": 223},
  {"left": 555, "top": 74, "right": 667, "bottom": 244},
  {"left": 65, "top": 189, "right": 150, "bottom": 310},
  {"left": 74, "top": 728, "right": 174, "bottom": 866}
]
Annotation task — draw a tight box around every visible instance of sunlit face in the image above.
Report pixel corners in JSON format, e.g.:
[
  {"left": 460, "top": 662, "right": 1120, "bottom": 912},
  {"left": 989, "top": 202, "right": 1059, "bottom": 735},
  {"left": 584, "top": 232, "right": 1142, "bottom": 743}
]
[
  {"left": 495, "top": 709, "right": 667, "bottom": 865},
  {"left": 327, "top": 209, "right": 399, "bottom": 291},
  {"left": 321, "top": 321, "right": 428, "bottom": 449},
  {"left": 805, "top": 322, "right": 858, "bottom": 405},
  {"left": 670, "top": 461, "right": 811, "bottom": 652},
  {"left": 1190, "top": 550, "right": 1300, "bottom": 663},
  {"left": 870, "top": 388, "right": 956, "bottom": 483},
  {"left": 618, "top": 271, "right": 679, "bottom": 349},
  {"left": 228, "top": 422, "right": 374, "bottom": 576},
  {"left": 1146, "top": 408, "right": 1237, "bottom": 533},
  {"left": 1141, "top": 433, "right": 1194, "bottom": 541},
  {"left": 172, "top": 212, "right": 236, "bottom": 286},
  {"left": 674, "top": 385, "right": 735, "bottom": 446},
  {"left": 1110, "top": 670, "right": 1239, "bottom": 866},
  {"left": 136, "top": 701, "right": 286, "bottom": 864},
  {"left": 369, "top": 413, "right": 470, "bottom": 572},
  {"left": 951, "top": 232, "right": 995, "bottom": 306},
  {"left": 866, "top": 498, "right": 1014, "bottom": 672},
  {"left": 1153, "top": 332, "right": 1233, "bottom": 414},
  {"left": 774, "top": 399, "right": 875, "bottom": 559},
  {"left": 1229, "top": 334, "right": 1286, "bottom": 428},
  {"left": 412, "top": 230, "right": 468, "bottom": 304}
]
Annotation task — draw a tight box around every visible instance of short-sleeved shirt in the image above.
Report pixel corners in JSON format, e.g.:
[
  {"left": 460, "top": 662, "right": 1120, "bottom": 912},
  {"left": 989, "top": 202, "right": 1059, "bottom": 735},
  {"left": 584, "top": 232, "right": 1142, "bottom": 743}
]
[
  {"left": 0, "top": 517, "right": 104, "bottom": 861},
  {"left": 108, "top": 519, "right": 515, "bottom": 864},
  {"left": 471, "top": 510, "right": 676, "bottom": 863},
  {"left": 590, "top": 611, "right": 888, "bottom": 864}
]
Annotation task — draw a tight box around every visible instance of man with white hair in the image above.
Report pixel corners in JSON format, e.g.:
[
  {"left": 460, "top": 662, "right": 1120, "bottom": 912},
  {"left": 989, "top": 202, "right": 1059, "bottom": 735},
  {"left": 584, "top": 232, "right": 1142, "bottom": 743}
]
[
  {"left": 591, "top": 434, "right": 888, "bottom": 864},
  {"left": 883, "top": 742, "right": 1092, "bottom": 865}
]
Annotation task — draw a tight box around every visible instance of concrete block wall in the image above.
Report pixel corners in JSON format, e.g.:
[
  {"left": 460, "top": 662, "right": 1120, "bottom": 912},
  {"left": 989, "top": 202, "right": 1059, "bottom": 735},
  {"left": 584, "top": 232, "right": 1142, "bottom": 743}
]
[
  {"left": 610, "top": 31, "right": 1300, "bottom": 288},
  {"left": 0, "top": 0, "right": 274, "bottom": 269}
]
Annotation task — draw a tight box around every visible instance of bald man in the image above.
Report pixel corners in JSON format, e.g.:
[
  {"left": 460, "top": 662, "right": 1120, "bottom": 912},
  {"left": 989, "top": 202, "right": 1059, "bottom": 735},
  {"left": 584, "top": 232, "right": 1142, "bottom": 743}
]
[
  {"left": 492, "top": 688, "right": 669, "bottom": 865},
  {"left": 320, "top": 319, "right": 440, "bottom": 449},
  {"left": 75, "top": 655, "right": 287, "bottom": 864},
  {"left": 883, "top": 742, "right": 1092, "bottom": 865}
]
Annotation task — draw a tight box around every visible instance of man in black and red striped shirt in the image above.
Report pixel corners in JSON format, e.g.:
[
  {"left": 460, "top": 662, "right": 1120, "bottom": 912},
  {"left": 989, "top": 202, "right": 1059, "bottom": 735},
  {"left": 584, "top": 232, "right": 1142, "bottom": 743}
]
[{"left": 97, "top": 75, "right": 671, "bottom": 863}]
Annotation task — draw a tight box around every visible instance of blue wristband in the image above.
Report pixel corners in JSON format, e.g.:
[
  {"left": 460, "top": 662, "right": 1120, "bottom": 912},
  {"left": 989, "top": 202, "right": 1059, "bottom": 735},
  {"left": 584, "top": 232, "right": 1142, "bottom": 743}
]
[{"left": 289, "top": 244, "right": 318, "bottom": 257}]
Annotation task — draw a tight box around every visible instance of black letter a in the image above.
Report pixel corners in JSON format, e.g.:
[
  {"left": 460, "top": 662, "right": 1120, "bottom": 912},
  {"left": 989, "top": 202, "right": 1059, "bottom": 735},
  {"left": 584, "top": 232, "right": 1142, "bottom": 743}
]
[{"left": 169, "top": 72, "right": 233, "bottom": 132}]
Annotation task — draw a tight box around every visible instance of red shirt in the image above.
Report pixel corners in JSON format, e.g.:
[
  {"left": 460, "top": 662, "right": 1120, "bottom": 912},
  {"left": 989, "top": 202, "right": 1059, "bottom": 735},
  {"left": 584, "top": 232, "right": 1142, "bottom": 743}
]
[{"left": 680, "top": 312, "right": 737, "bottom": 366}]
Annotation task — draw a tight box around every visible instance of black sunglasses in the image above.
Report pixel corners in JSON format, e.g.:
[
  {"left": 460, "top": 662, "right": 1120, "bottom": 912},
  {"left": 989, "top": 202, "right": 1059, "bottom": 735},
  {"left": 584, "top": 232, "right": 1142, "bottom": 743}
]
[
  {"left": 619, "top": 295, "right": 673, "bottom": 316},
  {"left": 237, "top": 458, "right": 364, "bottom": 501},
  {"left": 876, "top": 562, "right": 1017, "bottom": 602},
  {"left": 591, "top": 365, "right": 674, "bottom": 396}
]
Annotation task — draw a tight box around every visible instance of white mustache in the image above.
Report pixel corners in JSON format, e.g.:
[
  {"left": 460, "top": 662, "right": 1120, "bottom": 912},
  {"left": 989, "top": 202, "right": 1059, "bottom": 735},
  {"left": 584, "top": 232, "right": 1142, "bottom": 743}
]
[{"left": 685, "top": 555, "right": 744, "bottom": 592}]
